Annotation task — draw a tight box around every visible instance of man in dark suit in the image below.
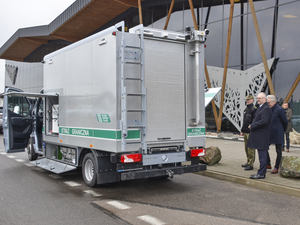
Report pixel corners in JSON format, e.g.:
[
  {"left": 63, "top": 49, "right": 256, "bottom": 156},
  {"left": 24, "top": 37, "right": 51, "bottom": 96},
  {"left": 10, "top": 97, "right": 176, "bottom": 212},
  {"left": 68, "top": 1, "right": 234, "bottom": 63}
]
[
  {"left": 266, "top": 95, "right": 288, "bottom": 174},
  {"left": 247, "top": 92, "right": 272, "bottom": 179}
]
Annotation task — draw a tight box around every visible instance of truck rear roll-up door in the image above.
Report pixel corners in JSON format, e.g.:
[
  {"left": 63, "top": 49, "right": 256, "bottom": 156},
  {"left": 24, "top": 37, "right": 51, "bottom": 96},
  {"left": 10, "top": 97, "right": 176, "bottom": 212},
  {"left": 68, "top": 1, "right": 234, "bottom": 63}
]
[{"left": 144, "top": 39, "right": 185, "bottom": 142}]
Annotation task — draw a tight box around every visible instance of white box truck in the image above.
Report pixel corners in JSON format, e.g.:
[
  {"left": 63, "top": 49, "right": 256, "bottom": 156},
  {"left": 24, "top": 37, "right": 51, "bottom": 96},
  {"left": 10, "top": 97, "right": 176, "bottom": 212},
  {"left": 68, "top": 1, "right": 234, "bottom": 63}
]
[{"left": 2, "top": 22, "right": 208, "bottom": 187}]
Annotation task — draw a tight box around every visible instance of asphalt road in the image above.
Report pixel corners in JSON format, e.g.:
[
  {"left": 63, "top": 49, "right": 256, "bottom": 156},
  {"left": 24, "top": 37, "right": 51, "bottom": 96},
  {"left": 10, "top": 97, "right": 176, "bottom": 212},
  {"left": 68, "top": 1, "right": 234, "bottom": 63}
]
[{"left": 0, "top": 134, "right": 299, "bottom": 225}]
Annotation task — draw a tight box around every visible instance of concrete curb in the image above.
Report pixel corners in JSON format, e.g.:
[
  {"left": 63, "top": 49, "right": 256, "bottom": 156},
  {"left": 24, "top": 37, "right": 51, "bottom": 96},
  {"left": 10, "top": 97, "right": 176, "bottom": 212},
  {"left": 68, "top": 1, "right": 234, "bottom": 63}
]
[{"left": 196, "top": 171, "right": 300, "bottom": 198}]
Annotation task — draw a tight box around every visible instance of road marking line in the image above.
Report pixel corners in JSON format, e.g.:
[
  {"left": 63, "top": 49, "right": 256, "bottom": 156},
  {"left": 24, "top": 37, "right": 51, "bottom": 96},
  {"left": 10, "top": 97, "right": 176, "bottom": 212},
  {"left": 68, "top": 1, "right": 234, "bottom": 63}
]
[
  {"left": 0, "top": 152, "right": 7, "bottom": 155},
  {"left": 106, "top": 201, "right": 131, "bottom": 210},
  {"left": 83, "top": 190, "right": 102, "bottom": 197},
  {"left": 137, "top": 215, "right": 166, "bottom": 225},
  {"left": 64, "top": 181, "right": 81, "bottom": 187},
  {"left": 15, "top": 159, "right": 25, "bottom": 163},
  {"left": 25, "top": 163, "right": 34, "bottom": 167},
  {"left": 7, "top": 155, "right": 16, "bottom": 159}
]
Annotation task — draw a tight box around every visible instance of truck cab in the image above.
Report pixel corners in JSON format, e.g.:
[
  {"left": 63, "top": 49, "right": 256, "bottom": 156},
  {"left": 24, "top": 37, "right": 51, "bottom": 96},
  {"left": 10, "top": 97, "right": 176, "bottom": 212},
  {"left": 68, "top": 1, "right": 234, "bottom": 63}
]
[{"left": 2, "top": 87, "right": 43, "bottom": 159}]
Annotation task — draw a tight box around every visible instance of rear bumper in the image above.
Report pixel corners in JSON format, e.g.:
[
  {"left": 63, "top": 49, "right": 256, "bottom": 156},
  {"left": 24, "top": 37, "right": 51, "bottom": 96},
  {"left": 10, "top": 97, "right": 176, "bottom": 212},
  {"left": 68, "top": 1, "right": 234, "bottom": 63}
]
[{"left": 120, "top": 164, "right": 206, "bottom": 181}]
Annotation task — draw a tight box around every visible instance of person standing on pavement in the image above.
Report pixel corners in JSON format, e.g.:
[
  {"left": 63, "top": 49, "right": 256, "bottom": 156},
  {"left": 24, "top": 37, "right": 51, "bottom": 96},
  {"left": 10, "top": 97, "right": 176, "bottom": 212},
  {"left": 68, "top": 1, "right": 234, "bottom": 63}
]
[
  {"left": 282, "top": 102, "right": 293, "bottom": 152},
  {"left": 247, "top": 92, "right": 272, "bottom": 179},
  {"left": 266, "top": 95, "right": 288, "bottom": 174},
  {"left": 240, "top": 95, "right": 257, "bottom": 171}
]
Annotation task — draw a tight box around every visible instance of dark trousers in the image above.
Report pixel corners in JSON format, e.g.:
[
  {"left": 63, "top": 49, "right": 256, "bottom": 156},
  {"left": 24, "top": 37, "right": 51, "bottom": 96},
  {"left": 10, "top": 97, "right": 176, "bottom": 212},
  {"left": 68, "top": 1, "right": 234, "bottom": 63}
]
[
  {"left": 282, "top": 133, "right": 290, "bottom": 150},
  {"left": 257, "top": 149, "right": 268, "bottom": 175},
  {"left": 267, "top": 144, "right": 282, "bottom": 169}
]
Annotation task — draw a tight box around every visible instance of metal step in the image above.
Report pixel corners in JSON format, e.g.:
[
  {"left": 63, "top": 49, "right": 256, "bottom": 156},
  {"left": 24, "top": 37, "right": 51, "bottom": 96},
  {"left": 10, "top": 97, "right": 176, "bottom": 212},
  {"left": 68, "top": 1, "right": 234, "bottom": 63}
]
[
  {"left": 30, "top": 158, "right": 77, "bottom": 174},
  {"left": 125, "top": 141, "right": 142, "bottom": 145},
  {"left": 127, "top": 109, "right": 145, "bottom": 112},
  {"left": 127, "top": 125, "right": 145, "bottom": 129},
  {"left": 125, "top": 61, "right": 141, "bottom": 65},
  {"left": 127, "top": 93, "right": 145, "bottom": 96},
  {"left": 125, "top": 77, "right": 142, "bottom": 81},
  {"left": 125, "top": 45, "right": 140, "bottom": 49}
]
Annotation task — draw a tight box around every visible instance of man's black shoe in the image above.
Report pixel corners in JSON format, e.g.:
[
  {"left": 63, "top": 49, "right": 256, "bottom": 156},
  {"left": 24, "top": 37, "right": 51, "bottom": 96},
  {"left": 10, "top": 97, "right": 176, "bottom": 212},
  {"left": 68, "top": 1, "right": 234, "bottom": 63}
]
[
  {"left": 244, "top": 165, "right": 253, "bottom": 170},
  {"left": 241, "top": 163, "right": 248, "bottom": 167},
  {"left": 250, "top": 174, "right": 265, "bottom": 179}
]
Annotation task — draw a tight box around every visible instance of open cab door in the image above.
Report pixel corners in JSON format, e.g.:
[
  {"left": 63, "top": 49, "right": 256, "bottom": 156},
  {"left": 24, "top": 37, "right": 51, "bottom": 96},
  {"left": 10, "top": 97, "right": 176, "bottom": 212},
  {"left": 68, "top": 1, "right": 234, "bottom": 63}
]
[{"left": 3, "top": 87, "right": 33, "bottom": 153}]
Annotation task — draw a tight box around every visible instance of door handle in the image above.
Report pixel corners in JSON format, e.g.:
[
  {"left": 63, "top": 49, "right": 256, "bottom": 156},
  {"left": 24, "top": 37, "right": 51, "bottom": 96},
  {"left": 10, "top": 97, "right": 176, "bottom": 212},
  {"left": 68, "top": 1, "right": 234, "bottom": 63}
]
[{"left": 22, "top": 117, "right": 33, "bottom": 123}]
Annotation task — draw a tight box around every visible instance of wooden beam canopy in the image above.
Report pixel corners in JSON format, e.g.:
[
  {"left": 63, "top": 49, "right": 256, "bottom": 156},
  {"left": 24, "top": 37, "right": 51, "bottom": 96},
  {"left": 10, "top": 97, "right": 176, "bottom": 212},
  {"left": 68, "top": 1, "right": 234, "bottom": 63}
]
[
  {"left": 284, "top": 72, "right": 300, "bottom": 103},
  {"left": 217, "top": 0, "right": 235, "bottom": 132},
  {"left": 188, "top": 0, "right": 199, "bottom": 30},
  {"left": 138, "top": 0, "right": 143, "bottom": 24},
  {"left": 249, "top": 0, "right": 275, "bottom": 95},
  {"left": 164, "top": 0, "right": 176, "bottom": 30},
  {"left": 205, "top": 60, "right": 219, "bottom": 126}
]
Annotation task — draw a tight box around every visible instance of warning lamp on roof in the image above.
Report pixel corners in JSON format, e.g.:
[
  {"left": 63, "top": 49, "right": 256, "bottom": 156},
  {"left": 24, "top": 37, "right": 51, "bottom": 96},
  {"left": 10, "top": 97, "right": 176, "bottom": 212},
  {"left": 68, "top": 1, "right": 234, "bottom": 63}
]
[{"left": 120, "top": 153, "right": 142, "bottom": 163}]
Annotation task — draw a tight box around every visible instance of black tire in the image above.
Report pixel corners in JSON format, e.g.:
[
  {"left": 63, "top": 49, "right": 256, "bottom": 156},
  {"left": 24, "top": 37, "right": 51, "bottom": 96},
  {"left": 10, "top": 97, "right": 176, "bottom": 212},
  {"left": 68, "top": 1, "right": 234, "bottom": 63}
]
[
  {"left": 82, "top": 153, "right": 98, "bottom": 187},
  {"left": 27, "top": 138, "right": 38, "bottom": 161}
]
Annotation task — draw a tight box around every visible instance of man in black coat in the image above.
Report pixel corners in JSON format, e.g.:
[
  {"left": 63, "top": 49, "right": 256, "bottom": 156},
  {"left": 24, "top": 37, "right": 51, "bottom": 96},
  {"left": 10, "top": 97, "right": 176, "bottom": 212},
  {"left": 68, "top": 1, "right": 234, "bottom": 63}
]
[
  {"left": 247, "top": 92, "right": 272, "bottom": 179},
  {"left": 266, "top": 95, "right": 288, "bottom": 174},
  {"left": 240, "top": 95, "right": 257, "bottom": 170}
]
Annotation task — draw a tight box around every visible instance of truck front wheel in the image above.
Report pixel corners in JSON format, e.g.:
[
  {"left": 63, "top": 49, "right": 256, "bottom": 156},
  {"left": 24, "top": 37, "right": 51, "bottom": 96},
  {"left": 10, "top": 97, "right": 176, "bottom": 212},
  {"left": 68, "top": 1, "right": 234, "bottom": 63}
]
[
  {"left": 82, "top": 153, "right": 97, "bottom": 187},
  {"left": 27, "top": 139, "right": 38, "bottom": 161}
]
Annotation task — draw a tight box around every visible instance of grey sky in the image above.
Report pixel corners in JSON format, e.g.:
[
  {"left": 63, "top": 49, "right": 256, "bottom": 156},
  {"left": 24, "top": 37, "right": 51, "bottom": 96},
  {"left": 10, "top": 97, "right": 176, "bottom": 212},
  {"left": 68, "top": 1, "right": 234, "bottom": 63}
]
[{"left": 0, "top": 0, "right": 76, "bottom": 93}]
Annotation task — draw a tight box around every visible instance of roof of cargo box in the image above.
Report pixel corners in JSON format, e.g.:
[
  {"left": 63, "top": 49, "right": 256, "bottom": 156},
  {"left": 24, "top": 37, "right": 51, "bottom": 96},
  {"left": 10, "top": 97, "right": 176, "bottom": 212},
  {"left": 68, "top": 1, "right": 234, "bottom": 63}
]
[{"left": 0, "top": 0, "right": 265, "bottom": 62}]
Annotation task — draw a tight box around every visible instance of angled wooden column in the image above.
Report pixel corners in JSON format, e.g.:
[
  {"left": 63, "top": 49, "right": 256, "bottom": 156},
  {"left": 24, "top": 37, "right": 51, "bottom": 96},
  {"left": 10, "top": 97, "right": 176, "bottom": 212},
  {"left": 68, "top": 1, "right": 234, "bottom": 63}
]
[
  {"left": 205, "top": 60, "right": 219, "bottom": 125},
  {"left": 217, "top": 0, "right": 235, "bottom": 132},
  {"left": 164, "top": 0, "right": 176, "bottom": 30},
  {"left": 284, "top": 72, "right": 300, "bottom": 103},
  {"left": 188, "top": 0, "right": 198, "bottom": 30},
  {"left": 249, "top": 0, "right": 275, "bottom": 95},
  {"left": 138, "top": 0, "right": 143, "bottom": 24}
]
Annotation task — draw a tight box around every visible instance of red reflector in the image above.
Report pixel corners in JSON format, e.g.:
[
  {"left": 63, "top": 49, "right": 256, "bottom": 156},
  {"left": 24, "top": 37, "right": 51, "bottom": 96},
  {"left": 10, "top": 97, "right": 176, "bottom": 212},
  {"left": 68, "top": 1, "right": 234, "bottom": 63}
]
[
  {"left": 120, "top": 153, "right": 142, "bottom": 163},
  {"left": 204, "top": 45, "right": 207, "bottom": 48},
  {"left": 112, "top": 31, "right": 116, "bottom": 36},
  {"left": 190, "top": 149, "right": 205, "bottom": 157}
]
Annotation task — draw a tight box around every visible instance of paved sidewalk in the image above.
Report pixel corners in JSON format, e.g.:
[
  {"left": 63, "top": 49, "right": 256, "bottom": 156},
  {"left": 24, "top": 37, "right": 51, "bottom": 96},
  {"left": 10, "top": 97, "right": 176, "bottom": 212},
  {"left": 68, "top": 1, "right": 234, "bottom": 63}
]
[{"left": 197, "top": 137, "right": 300, "bottom": 197}]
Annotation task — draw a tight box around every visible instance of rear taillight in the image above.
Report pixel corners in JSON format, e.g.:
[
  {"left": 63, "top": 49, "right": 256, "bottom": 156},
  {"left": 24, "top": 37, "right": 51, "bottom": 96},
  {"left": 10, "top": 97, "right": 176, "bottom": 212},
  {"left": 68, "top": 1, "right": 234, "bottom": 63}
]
[
  {"left": 120, "top": 153, "right": 142, "bottom": 163},
  {"left": 190, "top": 148, "right": 206, "bottom": 157}
]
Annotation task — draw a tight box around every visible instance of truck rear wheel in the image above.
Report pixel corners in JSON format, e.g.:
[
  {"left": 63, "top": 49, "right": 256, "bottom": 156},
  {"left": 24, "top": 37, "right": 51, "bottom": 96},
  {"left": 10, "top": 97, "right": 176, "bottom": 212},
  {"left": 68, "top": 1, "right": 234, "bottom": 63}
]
[
  {"left": 82, "top": 153, "right": 97, "bottom": 187},
  {"left": 27, "top": 139, "right": 38, "bottom": 161}
]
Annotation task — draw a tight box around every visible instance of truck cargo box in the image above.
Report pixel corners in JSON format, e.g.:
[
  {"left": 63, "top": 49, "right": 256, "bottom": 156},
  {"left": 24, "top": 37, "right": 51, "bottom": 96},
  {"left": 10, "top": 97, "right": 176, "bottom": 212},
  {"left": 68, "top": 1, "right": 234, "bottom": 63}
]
[{"left": 3, "top": 22, "right": 208, "bottom": 187}]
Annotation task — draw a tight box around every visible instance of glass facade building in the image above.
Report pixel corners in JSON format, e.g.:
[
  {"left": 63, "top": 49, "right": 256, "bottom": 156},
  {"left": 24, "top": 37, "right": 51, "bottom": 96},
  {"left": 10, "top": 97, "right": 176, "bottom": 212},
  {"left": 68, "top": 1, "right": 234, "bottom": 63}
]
[
  {"left": 143, "top": 0, "right": 300, "bottom": 132},
  {"left": 3, "top": 0, "right": 300, "bottom": 131}
]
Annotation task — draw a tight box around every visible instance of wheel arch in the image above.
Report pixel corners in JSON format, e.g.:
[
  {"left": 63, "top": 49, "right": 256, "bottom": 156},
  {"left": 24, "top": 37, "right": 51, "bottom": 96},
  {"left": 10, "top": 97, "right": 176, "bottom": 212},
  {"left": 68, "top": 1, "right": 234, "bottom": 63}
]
[{"left": 78, "top": 148, "right": 98, "bottom": 170}]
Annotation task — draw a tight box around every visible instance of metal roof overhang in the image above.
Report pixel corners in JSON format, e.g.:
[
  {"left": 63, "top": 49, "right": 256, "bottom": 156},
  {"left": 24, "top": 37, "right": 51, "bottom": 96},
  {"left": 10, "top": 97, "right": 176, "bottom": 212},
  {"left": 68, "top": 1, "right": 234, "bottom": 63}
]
[
  {"left": 0, "top": 0, "right": 263, "bottom": 62},
  {"left": 0, "top": 0, "right": 144, "bottom": 62}
]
